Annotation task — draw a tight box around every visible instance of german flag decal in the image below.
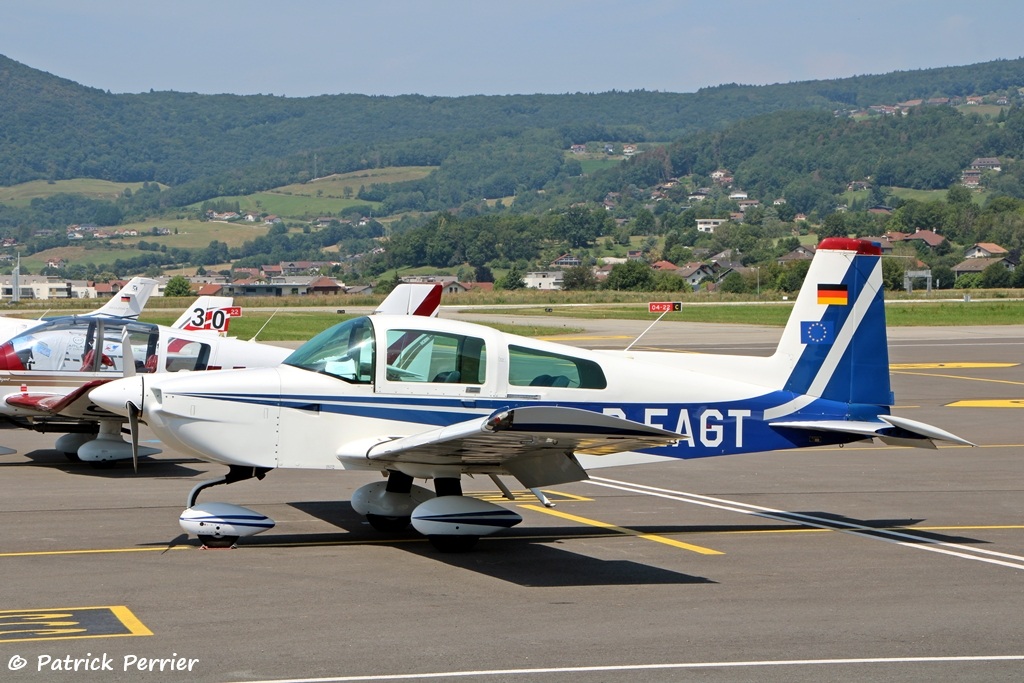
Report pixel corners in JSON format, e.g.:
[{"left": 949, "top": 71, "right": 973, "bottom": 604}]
[{"left": 817, "top": 284, "right": 848, "bottom": 305}]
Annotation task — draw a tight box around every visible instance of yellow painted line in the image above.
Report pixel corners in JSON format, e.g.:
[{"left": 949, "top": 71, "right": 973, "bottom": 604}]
[
  {"left": 110, "top": 605, "right": 154, "bottom": 637},
  {"left": 518, "top": 503, "right": 723, "bottom": 555},
  {"left": 892, "top": 370, "right": 1024, "bottom": 386},
  {"left": 891, "top": 362, "right": 1018, "bottom": 369},
  {"left": 0, "top": 546, "right": 191, "bottom": 559},
  {"left": 469, "top": 489, "right": 593, "bottom": 503},
  {"left": 0, "top": 606, "right": 152, "bottom": 643},
  {"left": 536, "top": 335, "right": 631, "bottom": 342},
  {"left": 947, "top": 400, "right": 1024, "bottom": 408},
  {"left": 3, "top": 523, "right": 1024, "bottom": 558}
]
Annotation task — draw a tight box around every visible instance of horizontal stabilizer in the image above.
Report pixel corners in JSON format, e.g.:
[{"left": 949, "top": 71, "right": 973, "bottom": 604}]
[
  {"left": 877, "top": 414, "right": 975, "bottom": 447},
  {"left": 770, "top": 415, "right": 974, "bottom": 449}
]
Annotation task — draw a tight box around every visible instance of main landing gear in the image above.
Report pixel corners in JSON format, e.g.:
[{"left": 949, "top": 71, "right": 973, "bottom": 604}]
[{"left": 352, "top": 470, "right": 523, "bottom": 552}]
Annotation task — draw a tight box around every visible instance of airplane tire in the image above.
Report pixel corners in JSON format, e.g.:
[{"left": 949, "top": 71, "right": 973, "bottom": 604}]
[
  {"left": 63, "top": 452, "right": 81, "bottom": 462},
  {"left": 366, "top": 514, "right": 411, "bottom": 532},
  {"left": 87, "top": 459, "right": 116, "bottom": 470},
  {"left": 198, "top": 535, "right": 238, "bottom": 549},
  {"left": 428, "top": 535, "right": 479, "bottom": 553}
]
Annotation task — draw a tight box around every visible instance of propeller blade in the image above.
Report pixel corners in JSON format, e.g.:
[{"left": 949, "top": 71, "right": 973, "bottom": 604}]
[
  {"left": 127, "top": 401, "right": 140, "bottom": 474},
  {"left": 125, "top": 372, "right": 144, "bottom": 474}
]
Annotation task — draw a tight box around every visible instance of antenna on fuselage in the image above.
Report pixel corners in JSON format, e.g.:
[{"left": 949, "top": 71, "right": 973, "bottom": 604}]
[
  {"left": 249, "top": 309, "right": 279, "bottom": 342},
  {"left": 625, "top": 301, "right": 681, "bottom": 351}
]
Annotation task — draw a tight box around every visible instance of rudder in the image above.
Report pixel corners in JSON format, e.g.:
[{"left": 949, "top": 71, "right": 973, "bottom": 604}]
[{"left": 773, "top": 238, "right": 892, "bottom": 406}]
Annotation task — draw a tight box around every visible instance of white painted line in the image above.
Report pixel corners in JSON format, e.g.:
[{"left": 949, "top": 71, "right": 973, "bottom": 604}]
[
  {"left": 587, "top": 476, "right": 1024, "bottom": 571},
  {"left": 230, "top": 655, "right": 1024, "bottom": 682}
]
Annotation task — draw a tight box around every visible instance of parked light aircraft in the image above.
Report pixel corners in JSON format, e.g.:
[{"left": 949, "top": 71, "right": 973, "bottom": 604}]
[
  {"left": 1, "top": 283, "right": 443, "bottom": 464},
  {"left": 0, "top": 276, "right": 159, "bottom": 342},
  {"left": 91, "top": 240, "right": 972, "bottom": 550},
  {"left": 0, "top": 295, "right": 289, "bottom": 462}
]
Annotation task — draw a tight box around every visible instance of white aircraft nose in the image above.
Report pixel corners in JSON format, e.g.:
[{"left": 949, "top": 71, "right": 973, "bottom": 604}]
[{"left": 89, "top": 377, "right": 146, "bottom": 417}]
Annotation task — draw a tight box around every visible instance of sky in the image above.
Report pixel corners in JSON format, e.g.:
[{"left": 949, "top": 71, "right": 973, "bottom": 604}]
[{"left": 3, "top": 0, "right": 1023, "bottom": 98}]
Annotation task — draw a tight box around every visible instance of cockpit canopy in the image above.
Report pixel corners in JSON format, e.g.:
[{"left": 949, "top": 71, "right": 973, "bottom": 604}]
[
  {"left": 0, "top": 317, "right": 159, "bottom": 373},
  {"left": 283, "top": 316, "right": 607, "bottom": 390},
  {"left": 284, "top": 316, "right": 375, "bottom": 383},
  {"left": 0, "top": 316, "right": 217, "bottom": 374}
]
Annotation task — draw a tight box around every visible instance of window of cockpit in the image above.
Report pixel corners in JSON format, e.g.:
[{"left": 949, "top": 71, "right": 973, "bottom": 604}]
[
  {"left": 508, "top": 344, "right": 607, "bottom": 389},
  {"left": 385, "top": 330, "right": 486, "bottom": 384},
  {"left": 7, "top": 327, "right": 67, "bottom": 371},
  {"left": 283, "top": 316, "right": 376, "bottom": 384},
  {"left": 92, "top": 321, "right": 160, "bottom": 373},
  {"left": 7, "top": 319, "right": 93, "bottom": 372},
  {"left": 163, "top": 336, "right": 212, "bottom": 372}
]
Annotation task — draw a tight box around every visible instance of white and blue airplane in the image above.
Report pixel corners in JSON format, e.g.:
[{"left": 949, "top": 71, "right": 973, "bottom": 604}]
[
  {"left": 91, "top": 239, "right": 972, "bottom": 550},
  {"left": 0, "top": 283, "right": 443, "bottom": 465}
]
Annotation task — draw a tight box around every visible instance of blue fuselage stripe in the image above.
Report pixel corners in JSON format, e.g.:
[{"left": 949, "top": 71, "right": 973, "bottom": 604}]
[{"left": 176, "top": 391, "right": 879, "bottom": 460}]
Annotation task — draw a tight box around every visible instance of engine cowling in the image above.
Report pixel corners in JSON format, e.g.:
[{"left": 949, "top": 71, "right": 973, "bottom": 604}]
[
  {"left": 179, "top": 502, "right": 275, "bottom": 540},
  {"left": 411, "top": 496, "right": 522, "bottom": 537}
]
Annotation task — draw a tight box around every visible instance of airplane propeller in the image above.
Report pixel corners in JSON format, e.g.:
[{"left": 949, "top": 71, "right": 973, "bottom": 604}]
[
  {"left": 126, "top": 401, "right": 141, "bottom": 474},
  {"left": 120, "top": 329, "right": 143, "bottom": 473}
]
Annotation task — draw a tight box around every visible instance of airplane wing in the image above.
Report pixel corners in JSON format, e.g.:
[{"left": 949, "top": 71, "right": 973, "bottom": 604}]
[
  {"left": 769, "top": 414, "right": 975, "bottom": 449},
  {"left": 4, "top": 379, "right": 115, "bottom": 419},
  {"left": 337, "top": 406, "right": 681, "bottom": 488}
]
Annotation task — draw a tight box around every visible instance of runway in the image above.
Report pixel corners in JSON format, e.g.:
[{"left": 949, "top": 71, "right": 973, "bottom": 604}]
[{"left": 1, "top": 322, "right": 1023, "bottom": 682}]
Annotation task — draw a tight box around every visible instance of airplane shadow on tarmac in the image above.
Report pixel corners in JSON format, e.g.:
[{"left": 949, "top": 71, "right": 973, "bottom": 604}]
[
  {"left": 131, "top": 501, "right": 991, "bottom": 586},
  {"left": 281, "top": 500, "right": 990, "bottom": 585},
  {"left": 282, "top": 500, "right": 718, "bottom": 587},
  {"left": 3, "top": 447, "right": 207, "bottom": 478}
]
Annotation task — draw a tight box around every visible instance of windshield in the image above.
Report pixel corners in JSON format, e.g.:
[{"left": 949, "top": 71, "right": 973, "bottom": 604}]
[{"left": 284, "top": 316, "right": 375, "bottom": 384}]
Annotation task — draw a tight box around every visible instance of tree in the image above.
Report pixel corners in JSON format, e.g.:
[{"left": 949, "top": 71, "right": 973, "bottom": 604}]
[
  {"left": 376, "top": 270, "right": 402, "bottom": 295},
  {"left": 932, "top": 264, "right": 955, "bottom": 289},
  {"left": 719, "top": 271, "right": 747, "bottom": 293},
  {"left": 632, "top": 208, "right": 656, "bottom": 235},
  {"left": 561, "top": 265, "right": 598, "bottom": 291},
  {"left": 604, "top": 260, "right": 655, "bottom": 291},
  {"left": 496, "top": 265, "right": 525, "bottom": 290},
  {"left": 557, "top": 206, "right": 604, "bottom": 248},
  {"left": 819, "top": 212, "right": 847, "bottom": 239},
  {"left": 946, "top": 184, "right": 972, "bottom": 206},
  {"left": 164, "top": 275, "right": 193, "bottom": 297},
  {"left": 981, "top": 262, "right": 1012, "bottom": 288}
]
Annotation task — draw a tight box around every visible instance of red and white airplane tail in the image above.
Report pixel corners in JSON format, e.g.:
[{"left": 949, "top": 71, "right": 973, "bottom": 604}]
[
  {"left": 373, "top": 283, "right": 442, "bottom": 317},
  {"left": 171, "top": 296, "right": 240, "bottom": 334}
]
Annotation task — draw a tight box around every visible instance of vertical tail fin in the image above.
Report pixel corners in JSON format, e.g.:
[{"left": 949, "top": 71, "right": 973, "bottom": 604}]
[
  {"left": 773, "top": 238, "right": 892, "bottom": 406},
  {"left": 374, "top": 283, "right": 442, "bottom": 317},
  {"left": 171, "top": 296, "right": 237, "bottom": 332},
  {"left": 90, "top": 277, "right": 159, "bottom": 320}
]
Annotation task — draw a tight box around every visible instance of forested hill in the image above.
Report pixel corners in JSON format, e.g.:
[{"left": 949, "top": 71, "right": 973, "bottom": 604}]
[{"left": 3, "top": 53, "right": 1024, "bottom": 192}]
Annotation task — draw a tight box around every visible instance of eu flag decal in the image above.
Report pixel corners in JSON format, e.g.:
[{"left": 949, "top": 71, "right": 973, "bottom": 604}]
[
  {"left": 800, "top": 320, "right": 834, "bottom": 345},
  {"left": 817, "top": 284, "right": 848, "bottom": 306}
]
